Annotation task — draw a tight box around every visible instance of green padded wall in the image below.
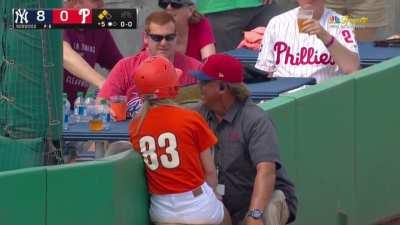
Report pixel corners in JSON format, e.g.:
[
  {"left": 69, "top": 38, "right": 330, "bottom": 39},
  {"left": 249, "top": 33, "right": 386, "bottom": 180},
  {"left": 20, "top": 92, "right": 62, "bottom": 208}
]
[
  {"left": 262, "top": 57, "right": 400, "bottom": 225},
  {"left": 102, "top": 151, "right": 150, "bottom": 225},
  {"left": 260, "top": 96, "right": 298, "bottom": 181},
  {"left": 353, "top": 57, "right": 400, "bottom": 224},
  {"left": 282, "top": 76, "right": 356, "bottom": 225},
  {"left": 0, "top": 167, "right": 46, "bottom": 225},
  {"left": 46, "top": 151, "right": 150, "bottom": 225}
]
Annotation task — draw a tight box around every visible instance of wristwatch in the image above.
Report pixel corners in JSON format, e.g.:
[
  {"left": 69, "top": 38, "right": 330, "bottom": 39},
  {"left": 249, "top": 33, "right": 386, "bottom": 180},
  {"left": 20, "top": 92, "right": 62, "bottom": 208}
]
[{"left": 247, "top": 208, "right": 264, "bottom": 220}]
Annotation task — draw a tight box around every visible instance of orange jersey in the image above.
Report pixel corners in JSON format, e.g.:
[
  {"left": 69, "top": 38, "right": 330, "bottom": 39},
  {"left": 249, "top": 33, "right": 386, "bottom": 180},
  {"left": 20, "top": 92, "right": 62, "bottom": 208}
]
[{"left": 129, "top": 105, "right": 217, "bottom": 194}]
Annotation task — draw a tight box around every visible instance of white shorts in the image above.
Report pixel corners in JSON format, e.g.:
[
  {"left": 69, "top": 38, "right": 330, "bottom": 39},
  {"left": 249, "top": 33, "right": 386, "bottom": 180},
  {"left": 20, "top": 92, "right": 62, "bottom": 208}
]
[{"left": 150, "top": 182, "right": 224, "bottom": 224}]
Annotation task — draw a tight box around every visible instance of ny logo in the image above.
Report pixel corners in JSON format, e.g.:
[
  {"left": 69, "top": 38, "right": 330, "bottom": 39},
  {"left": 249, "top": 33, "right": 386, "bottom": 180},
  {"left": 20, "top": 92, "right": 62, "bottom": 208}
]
[{"left": 14, "top": 9, "right": 28, "bottom": 24}]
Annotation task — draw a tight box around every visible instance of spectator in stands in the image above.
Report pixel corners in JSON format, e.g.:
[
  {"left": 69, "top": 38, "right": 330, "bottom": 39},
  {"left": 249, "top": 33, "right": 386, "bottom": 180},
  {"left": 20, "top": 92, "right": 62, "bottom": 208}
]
[
  {"left": 256, "top": 0, "right": 360, "bottom": 83},
  {"left": 192, "top": 54, "right": 297, "bottom": 225},
  {"left": 63, "top": 0, "right": 123, "bottom": 104},
  {"left": 197, "top": 0, "right": 297, "bottom": 52},
  {"left": 152, "top": 0, "right": 216, "bottom": 61},
  {"left": 98, "top": 11, "right": 201, "bottom": 118},
  {"left": 325, "top": 0, "right": 387, "bottom": 42}
]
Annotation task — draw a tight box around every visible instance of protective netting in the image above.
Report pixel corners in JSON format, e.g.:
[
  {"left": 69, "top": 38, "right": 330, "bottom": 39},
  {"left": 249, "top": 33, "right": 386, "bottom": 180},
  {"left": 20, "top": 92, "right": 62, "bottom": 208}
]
[
  {"left": 0, "top": 136, "right": 43, "bottom": 171},
  {"left": 0, "top": 0, "right": 63, "bottom": 170}
]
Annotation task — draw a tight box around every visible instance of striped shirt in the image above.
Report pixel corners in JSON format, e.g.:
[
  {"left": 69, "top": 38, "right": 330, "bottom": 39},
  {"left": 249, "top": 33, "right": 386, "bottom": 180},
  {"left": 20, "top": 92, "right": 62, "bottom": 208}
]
[{"left": 255, "top": 7, "right": 359, "bottom": 83}]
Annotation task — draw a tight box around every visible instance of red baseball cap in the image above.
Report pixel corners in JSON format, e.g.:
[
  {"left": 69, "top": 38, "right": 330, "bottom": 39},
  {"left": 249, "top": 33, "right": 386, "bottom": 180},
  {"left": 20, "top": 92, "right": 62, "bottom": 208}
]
[{"left": 191, "top": 54, "right": 244, "bottom": 83}]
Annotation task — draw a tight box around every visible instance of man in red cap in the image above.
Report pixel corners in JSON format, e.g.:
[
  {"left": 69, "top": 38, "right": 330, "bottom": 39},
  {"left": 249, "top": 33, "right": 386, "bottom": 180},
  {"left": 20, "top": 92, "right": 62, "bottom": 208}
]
[{"left": 192, "top": 54, "right": 297, "bottom": 225}]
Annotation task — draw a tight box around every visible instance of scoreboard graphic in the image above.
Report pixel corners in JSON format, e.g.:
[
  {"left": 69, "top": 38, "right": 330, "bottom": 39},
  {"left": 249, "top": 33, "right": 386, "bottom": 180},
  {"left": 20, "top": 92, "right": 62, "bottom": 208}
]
[{"left": 12, "top": 8, "right": 138, "bottom": 29}]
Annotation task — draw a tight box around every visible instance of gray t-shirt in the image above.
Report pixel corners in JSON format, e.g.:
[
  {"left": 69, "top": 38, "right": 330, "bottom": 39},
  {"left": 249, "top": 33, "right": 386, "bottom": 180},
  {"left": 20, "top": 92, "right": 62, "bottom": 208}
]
[{"left": 197, "top": 98, "right": 297, "bottom": 224}]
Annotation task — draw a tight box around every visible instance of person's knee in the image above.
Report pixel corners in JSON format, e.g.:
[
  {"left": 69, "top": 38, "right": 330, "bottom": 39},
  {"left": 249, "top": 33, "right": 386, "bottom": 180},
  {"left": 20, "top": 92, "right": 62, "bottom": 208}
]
[{"left": 263, "top": 190, "right": 289, "bottom": 225}]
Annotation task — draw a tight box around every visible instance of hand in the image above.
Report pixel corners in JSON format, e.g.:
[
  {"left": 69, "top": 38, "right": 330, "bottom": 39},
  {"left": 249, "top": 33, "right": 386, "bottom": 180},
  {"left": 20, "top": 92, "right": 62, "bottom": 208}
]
[
  {"left": 244, "top": 217, "right": 264, "bottom": 225},
  {"left": 263, "top": 0, "right": 273, "bottom": 5},
  {"left": 302, "top": 19, "right": 332, "bottom": 43}
]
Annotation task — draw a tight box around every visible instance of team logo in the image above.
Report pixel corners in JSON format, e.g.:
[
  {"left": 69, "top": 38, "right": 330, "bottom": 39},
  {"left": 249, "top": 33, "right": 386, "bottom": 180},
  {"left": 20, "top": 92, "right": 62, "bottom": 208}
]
[
  {"left": 14, "top": 9, "right": 29, "bottom": 24},
  {"left": 328, "top": 15, "right": 368, "bottom": 29},
  {"left": 127, "top": 96, "right": 143, "bottom": 118}
]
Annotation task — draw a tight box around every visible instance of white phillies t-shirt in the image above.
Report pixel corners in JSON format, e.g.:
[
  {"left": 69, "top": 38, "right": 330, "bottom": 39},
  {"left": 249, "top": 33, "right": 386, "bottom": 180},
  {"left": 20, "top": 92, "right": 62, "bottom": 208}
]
[{"left": 255, "top": 7, "right": 359, "bottom": 83}]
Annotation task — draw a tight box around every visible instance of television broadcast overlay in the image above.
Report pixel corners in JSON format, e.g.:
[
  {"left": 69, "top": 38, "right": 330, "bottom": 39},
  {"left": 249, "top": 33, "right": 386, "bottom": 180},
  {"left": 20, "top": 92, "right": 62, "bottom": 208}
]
[{"left": 12, "top": 8, "right": 138, "bottom": 29}]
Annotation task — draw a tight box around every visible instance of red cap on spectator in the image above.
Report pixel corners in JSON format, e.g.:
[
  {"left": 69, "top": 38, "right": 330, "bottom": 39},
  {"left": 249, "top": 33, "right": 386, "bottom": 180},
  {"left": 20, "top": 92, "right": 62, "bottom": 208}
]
[{"left": 191, "top": 54, "right": 244, "bottom": 83}]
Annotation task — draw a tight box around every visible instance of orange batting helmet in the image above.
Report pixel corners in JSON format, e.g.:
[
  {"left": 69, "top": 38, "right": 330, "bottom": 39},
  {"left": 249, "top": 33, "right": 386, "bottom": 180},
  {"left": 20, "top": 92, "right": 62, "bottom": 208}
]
[{"left": 133, "top": 56, "right": 182, "bottom": 99}]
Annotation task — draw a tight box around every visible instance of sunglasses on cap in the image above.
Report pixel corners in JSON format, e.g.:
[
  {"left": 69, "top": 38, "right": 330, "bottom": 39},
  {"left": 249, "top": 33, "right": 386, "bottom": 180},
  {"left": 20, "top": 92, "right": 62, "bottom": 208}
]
[
  {"left": 147, "top": 33, "right": 177, "bottom": 42},
  {"left": 158, "top": 0, "right": 192, "bottom": 9}
]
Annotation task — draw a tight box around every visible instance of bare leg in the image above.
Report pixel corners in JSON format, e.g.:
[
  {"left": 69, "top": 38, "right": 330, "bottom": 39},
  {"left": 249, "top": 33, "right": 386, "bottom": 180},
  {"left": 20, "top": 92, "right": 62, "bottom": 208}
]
[{"left": 220, "top": 206, "right": 232, "bottom": 225}]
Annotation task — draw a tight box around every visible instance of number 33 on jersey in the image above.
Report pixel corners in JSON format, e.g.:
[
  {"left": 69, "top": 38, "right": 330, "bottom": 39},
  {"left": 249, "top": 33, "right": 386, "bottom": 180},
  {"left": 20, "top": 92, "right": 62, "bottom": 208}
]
[
  {"left": 140, "top": 132, "right": 180, "bottom": 170},
  {"left": 129, "top": 106, "right": 217, "bottom": 194}
]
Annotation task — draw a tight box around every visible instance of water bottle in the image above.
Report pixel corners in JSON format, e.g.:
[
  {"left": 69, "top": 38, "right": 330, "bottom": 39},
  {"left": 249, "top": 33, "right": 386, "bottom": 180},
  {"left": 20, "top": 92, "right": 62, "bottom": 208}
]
[
  {"left": 100, "top": 99, "right": 111, "bottom": 130},
  {"left": 74, "top": 92, "right": 86, "bottom": 123},
  {"left": 84, "top": 91, "right": 96, "bottom": 122},
  {"left": 63, "top": 93, "right": 70, "bottom": 130}
]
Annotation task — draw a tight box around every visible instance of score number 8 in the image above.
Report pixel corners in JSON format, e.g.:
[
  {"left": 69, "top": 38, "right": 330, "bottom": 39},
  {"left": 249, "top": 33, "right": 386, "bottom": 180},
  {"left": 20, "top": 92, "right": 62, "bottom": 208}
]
[{"left": 36, "top": 10, "right": 45, "bottom": 22}]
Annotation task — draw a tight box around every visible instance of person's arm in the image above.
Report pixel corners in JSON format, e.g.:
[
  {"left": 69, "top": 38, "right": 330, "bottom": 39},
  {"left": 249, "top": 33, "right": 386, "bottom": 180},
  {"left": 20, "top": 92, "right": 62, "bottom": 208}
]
[
  {"left": 197, "top": 18, "right": 216, "bottom": 61},
  {"left": 244, "top": 113, "right": 281, "bottom": 225},
  {"left": 97, "top": 58, "right": 127, "bottom": 100},
  {"left": 193, "top": 111, "right": 218, "bottom": 191},
  {"left": 63, "top": 41, "right": 105, "bottom": 88},
  {"left": 245, "top": 162, "right": 276, "bottom": 225},
  {"left": 303, "top": 19, "right": 360, "bottom": 74},
  {"left": 255, "top": 18, "right": 277, "bottom": 77},
  {"left": 200, "top": 148, "right": 218, "bottom": 190},
  {"left": 200, "top": 43, "right": 216, "bottom": 61}
]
